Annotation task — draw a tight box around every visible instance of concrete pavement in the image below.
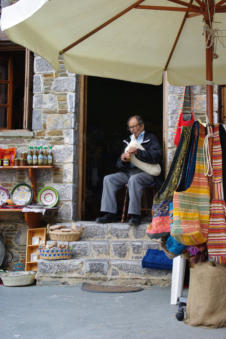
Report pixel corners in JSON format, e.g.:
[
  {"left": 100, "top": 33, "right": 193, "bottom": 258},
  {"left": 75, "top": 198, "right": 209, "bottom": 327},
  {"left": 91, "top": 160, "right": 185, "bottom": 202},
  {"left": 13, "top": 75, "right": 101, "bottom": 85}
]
[{"left": 0, "top": 285, "right": 226, "bottom": 339}]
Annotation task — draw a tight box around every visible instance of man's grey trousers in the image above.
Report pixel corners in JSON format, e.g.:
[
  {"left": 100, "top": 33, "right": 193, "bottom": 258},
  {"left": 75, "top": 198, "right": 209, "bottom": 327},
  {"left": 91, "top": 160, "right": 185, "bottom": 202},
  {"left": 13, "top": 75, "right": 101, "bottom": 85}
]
[{"left": 100, "top": 169, "right": 154, "bottom": 216}]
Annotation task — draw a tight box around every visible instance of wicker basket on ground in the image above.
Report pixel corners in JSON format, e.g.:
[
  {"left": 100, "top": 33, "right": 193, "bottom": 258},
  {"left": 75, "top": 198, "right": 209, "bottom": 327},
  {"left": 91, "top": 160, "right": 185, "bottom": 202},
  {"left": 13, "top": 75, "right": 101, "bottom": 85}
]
[{"left": 47, "top": 224, "right": 84, "bottom": 242}]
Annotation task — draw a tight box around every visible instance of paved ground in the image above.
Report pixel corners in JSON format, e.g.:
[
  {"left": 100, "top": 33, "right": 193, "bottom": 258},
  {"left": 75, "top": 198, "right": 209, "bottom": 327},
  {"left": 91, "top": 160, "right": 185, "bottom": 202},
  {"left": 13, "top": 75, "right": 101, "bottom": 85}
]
[{"left": 0, "top": 285, "right": 226, "bottom": 339}]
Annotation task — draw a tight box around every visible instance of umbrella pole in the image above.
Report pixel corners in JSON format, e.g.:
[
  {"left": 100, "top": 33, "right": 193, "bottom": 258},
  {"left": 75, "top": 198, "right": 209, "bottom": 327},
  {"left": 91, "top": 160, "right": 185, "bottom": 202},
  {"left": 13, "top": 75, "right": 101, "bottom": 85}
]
[
  {"left": 206, "top": 44, "right": 213, "bottom": 125},
  {"left": 204, "top": 0, "right": 214, "bottom": 125}
]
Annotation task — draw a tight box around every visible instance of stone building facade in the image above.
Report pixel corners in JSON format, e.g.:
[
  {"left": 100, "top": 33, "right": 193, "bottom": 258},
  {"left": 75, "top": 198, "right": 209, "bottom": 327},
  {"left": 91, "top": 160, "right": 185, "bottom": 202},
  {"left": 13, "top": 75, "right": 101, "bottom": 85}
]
[{"left": 0, "top": 0, "right": 220, "bottom": 271}]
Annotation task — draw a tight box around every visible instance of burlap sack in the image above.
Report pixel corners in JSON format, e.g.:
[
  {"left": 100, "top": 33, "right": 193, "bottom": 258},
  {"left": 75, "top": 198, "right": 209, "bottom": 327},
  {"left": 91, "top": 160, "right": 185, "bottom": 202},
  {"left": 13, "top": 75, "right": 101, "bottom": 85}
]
[{"left": 185, "top": 262, "right": 226, "bottom": 328}]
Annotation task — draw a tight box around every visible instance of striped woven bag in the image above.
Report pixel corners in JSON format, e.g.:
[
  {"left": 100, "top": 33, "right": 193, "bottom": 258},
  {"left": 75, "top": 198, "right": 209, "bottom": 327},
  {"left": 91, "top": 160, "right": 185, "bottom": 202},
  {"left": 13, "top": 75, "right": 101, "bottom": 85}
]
[
  {"left": 207, "top": 124, "right": 226, "bottom": 264},
  {"left": 171, "top": 122, "right": 210, "bottom": 245}
]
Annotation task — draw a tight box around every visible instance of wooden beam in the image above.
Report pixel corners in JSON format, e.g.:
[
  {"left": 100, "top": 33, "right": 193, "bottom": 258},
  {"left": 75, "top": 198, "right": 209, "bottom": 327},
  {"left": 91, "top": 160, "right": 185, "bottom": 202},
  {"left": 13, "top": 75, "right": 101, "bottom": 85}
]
[
  {"left": 216, "top": 0, "right": 226, "bottom": 7},
  {"left": 136, "top": 5, "right": 199, "bottom": 12},
  {"left": 77, "top": 75, "right": 87, "bottom": 220},
  {"left": 167, "top": 0, "right": 201, "bottom": 10},
  {"left": 60, "top": 0, "right": 145, "bottom": 54},
  {"left": 7, "top": 56, "right": 13, "bottom": 129},
  {"left": 164, "top": 0, "right": 194, "bottom": 70},
  {"left": 194, "top": 0, "right": 203, "bottom": 6}
]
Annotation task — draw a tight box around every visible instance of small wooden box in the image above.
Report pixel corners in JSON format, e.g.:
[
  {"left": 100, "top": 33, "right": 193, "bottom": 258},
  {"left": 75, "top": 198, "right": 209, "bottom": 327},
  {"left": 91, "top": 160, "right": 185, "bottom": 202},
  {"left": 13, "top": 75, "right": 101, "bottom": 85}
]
[{"left": 25, "top": 228, "right": 46, "bottom": 271}]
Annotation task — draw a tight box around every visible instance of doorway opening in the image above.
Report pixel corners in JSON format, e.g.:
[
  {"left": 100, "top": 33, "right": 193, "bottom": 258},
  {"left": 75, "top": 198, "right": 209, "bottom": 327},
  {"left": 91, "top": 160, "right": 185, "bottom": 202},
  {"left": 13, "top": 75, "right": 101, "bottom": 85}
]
[{"left": 84, "top": 76, "right": 163, "bottom": 220}]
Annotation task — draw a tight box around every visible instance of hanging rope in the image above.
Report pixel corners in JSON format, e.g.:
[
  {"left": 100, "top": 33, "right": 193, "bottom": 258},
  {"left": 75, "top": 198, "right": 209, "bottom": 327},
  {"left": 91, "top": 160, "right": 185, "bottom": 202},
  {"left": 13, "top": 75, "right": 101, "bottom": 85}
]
[
  {"left": 203, "top": 120, "right": 213, "bottom": 177},
  {"left": 203, "top": 1, "right": 226, "bottom": 53}
]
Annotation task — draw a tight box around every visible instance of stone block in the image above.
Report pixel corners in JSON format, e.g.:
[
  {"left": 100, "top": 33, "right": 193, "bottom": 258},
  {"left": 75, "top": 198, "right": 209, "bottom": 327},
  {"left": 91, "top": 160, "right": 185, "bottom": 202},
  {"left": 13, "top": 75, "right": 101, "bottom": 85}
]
[
  {"left": 92, "top": 241, "right": 109, "bottom": 256},
  {"left": 32, "top": 109, "right": 42, "bottom": 130},
  {"left": 133, "top": 224, "right": 149, "bottom": 239},
  {"left": 84, "top": 259, "right": 108, "bottom": 275},
  {"left": 33, "top": 74, "right": 43, "bottom": 93},
  {"left": 111, "top": 242, "right": 128, "bottom": 258},
  {"left": 14, "top": 229, "right": 27, "bottom": 246},
  {"left": 131, "top": 242, "right": 143, "bottom": 254},
  {"left": 34, "top": 57, "right": 54, "bottom": 73},
  {"left": 36, "top": 169, "right": 52, "bottom": 183},
  {"left": 51, "top": 77, "right": 75, "bottom": 92},
  {"left": 33, "top": 94, "right": 58, "bottom": 110},
  {"left": 168, "top": 85, "right": 185, "bottom": 95},
  {"left": 63, "top": 163, "right": 73, "bottom": 183},
  {"left": 0, "top": 170, "right": 16, "bottom": 182},
  {"left": 111, "top": 260, "right": 143, "bottom": 275},
  {"left": 82, "top": 224, "right": 107, "bottom": 240},
  {"left": 108, "top": 224, "right": 130, "bottom": 239},
  {"left": 52, "top": 145, "right": 74, "bottom": 163},
  {"left": 63, "top": 129, "right": 74, "bottom": 145},
  {"left": 71, "top": 241, "right": 90, "bottom": 258},
  {"left": 46, "top": 114, "right": 64, "bottom": 130},
  {"left": 51, "top": 183, "right": 74, "bottom": 201},
  {"left": 67, "top": 93, "right": 75, "bottom": 112},
  {"left": 143, "top": 241, "right": 160, "bottom": 251},
  {"left": 168, "top": 94, "right": 183, "bottom": 115},
  {"left": 57, "top": 202, "right": 73, "bottom": 220},
  {"left": 38, "top": 259, "right": 82, "bottom": 273}
]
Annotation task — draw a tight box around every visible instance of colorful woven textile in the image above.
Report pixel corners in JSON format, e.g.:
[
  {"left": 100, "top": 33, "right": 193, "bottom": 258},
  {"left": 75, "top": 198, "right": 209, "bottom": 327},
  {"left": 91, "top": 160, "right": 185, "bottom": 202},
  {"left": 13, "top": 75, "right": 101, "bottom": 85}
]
[
  {"left": 171, "top": 122, "right": 210, "bottom": 245},
  {"left": 208, "top": 125, "right": 226, "bottom": 264},
  {"left": 174, "top": 86, "right": 195, "bottom": 146},
  {"left": 146, "top": 126, "right": 192, "bottom": 239}
]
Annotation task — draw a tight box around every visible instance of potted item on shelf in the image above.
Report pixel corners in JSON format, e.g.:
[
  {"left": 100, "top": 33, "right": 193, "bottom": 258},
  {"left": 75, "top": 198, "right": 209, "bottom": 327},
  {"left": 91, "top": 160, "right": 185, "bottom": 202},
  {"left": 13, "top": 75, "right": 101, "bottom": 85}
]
[
  {"left": 47, "top": 224, "right": 84, "bottom": 242},
  {"left": 0, "top": 148, "right": 16, "bottom": 166}
]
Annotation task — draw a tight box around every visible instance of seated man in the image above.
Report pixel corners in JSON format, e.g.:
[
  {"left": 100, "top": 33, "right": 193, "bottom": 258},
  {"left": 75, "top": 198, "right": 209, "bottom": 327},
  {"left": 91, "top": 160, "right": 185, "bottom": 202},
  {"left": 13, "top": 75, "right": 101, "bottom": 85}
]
[{"left": 96, "top": 115, "right": 162, "bottom": 226}]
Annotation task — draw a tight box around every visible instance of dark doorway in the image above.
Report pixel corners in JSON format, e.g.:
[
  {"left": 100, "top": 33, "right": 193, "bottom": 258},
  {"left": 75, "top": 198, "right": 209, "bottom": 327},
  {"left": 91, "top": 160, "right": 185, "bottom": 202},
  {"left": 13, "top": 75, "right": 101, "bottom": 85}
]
[{"left": 85, "top": 76, "right": 163, "bottom": 220}]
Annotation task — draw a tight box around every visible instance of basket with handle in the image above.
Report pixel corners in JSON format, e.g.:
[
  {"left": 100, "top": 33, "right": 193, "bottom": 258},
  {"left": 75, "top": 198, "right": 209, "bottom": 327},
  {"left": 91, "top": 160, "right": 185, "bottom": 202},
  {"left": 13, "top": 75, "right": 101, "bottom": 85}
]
[{"left": 47, "top": 224, "right": 84, "bottom": 242}]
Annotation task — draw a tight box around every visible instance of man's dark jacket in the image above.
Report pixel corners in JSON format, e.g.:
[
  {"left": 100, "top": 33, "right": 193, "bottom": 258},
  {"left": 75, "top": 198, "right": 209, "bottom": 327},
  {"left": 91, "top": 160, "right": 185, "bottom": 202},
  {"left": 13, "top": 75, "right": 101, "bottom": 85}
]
[{"left": 116, "top": 131, "right": 163, "bottom": 187}]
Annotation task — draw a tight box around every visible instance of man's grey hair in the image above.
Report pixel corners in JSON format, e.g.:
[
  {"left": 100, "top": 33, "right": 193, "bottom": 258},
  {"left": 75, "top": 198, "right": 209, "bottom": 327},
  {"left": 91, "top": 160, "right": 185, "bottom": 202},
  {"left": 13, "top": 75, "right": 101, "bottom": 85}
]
[{"left": 127, "top": 115, "right": 144, "bottom": 126}]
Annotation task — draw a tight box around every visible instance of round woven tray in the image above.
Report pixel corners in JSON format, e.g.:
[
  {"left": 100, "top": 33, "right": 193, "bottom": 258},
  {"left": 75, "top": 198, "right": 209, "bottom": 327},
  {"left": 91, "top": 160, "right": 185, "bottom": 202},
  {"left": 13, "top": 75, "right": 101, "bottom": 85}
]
[{"left": 47, "top": 226, "right": 84, "bottom": 242}]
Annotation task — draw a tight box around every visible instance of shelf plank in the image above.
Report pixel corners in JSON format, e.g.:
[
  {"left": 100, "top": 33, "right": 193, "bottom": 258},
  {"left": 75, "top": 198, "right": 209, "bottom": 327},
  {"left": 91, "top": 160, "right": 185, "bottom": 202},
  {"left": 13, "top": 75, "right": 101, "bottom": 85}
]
[
  {"left": 0, "top": 166, "right": 53, "bottom": 169},
  {"left": 0, "top": 208, "right": 23, "bottom": 212}
]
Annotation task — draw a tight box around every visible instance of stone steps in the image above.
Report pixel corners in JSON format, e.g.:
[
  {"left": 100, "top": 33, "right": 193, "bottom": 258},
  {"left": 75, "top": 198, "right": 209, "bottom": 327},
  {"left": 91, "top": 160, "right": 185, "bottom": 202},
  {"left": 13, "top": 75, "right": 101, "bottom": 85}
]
[{"left": 36, "top": 222, "right": 172, "bottom": 286}]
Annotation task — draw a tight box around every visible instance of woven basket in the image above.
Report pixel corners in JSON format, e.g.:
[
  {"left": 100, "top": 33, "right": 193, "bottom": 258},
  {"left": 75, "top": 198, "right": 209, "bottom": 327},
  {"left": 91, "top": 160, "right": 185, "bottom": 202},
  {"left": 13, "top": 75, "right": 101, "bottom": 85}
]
[
  {"left": 39, "top": 247, "right": 72, "bottom": 260},
  {"left": 47, "top": 225, "right": 84, "bottom": 242}
]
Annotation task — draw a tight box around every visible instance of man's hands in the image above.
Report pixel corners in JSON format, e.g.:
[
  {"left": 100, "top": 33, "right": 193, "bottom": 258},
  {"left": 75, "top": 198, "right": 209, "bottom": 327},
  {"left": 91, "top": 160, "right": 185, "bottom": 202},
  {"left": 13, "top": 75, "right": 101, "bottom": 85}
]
[
  {"left": 121, "top": 147, "right": 138, "bottom": 162},
  {"left": 121, "top": 152, "right": 131, "bottom": 162},
  {"left": 127, "top": 146, "right": 138, "bottom": 155}
]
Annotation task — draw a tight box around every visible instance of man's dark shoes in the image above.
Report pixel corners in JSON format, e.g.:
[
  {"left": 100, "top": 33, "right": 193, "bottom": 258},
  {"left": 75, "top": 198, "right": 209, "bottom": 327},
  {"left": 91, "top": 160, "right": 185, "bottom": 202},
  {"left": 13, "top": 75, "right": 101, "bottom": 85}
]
[
  {"left": 128, "top": 215, "right": 141, "bottom": 226},
  {"left": 96, "top": 213, "right": 119, "bottom": 223}
]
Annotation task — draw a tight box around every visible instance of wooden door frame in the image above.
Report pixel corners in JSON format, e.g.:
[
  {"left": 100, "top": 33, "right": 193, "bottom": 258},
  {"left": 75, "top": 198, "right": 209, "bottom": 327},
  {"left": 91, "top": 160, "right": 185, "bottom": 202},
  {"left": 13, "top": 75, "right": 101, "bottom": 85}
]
[
  {"left": 162, "top": 71, "right": 169, "bottom": 176},
  {"left": 77, "top": 75, "right": 87, "bottom": 220},
  {"left": 77, "top": 74, "right": 168, "bottom": 219}
]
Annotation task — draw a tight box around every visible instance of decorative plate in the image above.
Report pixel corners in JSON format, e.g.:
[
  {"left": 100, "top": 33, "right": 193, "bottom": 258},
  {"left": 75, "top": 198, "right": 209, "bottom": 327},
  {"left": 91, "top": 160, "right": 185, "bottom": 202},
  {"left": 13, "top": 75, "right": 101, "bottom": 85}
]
[
  {"left": 38, "top": 186, "right": 58, "bottom": 208},
  {"left": 0, "top": 186, "right": 10, "bottom": 206},
  {"left": 11, "top": 183, "right": 33, "bottom": 206}
]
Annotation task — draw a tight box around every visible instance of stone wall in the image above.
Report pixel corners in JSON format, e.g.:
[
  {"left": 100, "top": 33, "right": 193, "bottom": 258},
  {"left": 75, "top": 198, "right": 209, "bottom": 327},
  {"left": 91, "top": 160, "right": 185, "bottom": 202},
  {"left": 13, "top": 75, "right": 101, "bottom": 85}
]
[{"left": 0, "top": 55, "right": 78, "bottom": 268}]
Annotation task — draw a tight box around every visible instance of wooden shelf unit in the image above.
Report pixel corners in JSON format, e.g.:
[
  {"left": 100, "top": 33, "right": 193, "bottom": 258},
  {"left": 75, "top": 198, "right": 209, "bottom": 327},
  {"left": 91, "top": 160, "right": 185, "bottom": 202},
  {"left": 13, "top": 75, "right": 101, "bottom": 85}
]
[{"left": 26, "top": 228, "right": 46, "bottom": 271}]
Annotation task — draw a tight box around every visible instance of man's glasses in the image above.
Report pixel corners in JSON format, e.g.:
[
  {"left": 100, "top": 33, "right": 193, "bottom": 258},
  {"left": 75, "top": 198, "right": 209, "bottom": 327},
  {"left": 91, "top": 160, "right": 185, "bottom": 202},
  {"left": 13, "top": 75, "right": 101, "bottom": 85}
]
[{"left": 127, "top": 123, "right": 140, "bottom": 131}]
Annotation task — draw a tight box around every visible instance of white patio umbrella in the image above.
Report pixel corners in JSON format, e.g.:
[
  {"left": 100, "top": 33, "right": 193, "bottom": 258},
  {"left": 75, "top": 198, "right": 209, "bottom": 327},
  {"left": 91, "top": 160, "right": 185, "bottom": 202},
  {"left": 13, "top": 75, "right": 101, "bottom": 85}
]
[{"left": 1, "top": 0, "right": 226, "bottom": 122}]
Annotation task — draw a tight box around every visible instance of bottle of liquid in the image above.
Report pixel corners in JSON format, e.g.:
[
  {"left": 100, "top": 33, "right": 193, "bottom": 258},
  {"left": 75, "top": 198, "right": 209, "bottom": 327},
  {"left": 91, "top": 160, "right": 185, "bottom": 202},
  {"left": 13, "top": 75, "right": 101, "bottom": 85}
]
[
  {"left": 47, "top": 146, "right": 53, "bottom": 165},
  {"left": 43, "top": 147, "right": 48, "bottom": 165},
  {"left": 38, "top": 146, "right": 44, "bottom": 165},
  {"left": 33, "top": 146, "right": 38, "bottom": 165},
  {"left": 27, "top": 146, "right": 33, "bottom": 165}
]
